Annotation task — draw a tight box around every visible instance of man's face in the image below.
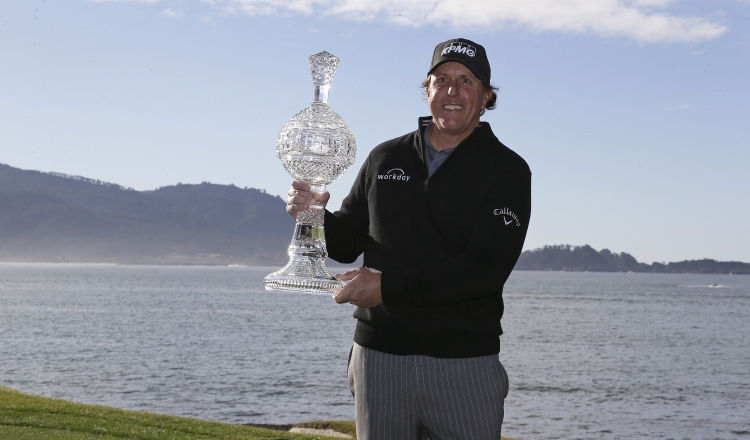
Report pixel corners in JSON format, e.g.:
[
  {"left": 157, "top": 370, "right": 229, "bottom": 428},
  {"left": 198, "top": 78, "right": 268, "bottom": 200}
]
[{"left": 426, "top": 62, "right": 491, "bottom": 139}]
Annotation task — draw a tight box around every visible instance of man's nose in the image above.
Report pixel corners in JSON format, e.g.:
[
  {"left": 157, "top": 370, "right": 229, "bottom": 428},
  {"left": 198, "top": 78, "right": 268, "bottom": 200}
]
[{"left": 447, "top": 83, "right": 459, "bottom": 96}]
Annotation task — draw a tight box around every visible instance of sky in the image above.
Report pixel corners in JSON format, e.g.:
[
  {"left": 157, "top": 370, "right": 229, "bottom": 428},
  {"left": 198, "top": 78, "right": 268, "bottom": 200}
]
[{"left": 1, "top": 0, "right": 748, "bottom": 264}]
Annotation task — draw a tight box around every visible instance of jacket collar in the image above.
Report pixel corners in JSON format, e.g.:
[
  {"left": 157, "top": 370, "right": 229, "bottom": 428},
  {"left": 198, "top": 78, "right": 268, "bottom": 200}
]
[{"left": 415, "top": 116, "right": 493, "bottom": 162}]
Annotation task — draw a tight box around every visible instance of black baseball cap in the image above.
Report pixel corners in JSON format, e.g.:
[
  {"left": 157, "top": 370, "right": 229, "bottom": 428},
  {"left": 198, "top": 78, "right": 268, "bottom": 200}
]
[{"left": 427, "top": 38, "right": 491, "bottom": 83}]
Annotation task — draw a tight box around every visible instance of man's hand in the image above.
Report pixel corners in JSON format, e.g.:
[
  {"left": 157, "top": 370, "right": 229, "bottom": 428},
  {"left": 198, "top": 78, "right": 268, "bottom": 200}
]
[
  {"left": 333, "top": 268, "right": 383, "bottom": 308},
  {"left": 286, "top": 180, "right": 330, "bottom": 220}
]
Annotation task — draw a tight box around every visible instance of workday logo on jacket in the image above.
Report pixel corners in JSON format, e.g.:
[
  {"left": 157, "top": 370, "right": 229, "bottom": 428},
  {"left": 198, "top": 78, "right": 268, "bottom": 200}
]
[{"left": 377, "top": 168, "right": 411, "bottom": 182}]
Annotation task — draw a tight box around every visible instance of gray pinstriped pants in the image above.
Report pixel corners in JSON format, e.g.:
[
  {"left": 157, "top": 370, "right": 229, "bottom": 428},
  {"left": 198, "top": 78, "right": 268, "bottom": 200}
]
[{"left": 348, "top": 342, "right": 509, "bottom": 440}]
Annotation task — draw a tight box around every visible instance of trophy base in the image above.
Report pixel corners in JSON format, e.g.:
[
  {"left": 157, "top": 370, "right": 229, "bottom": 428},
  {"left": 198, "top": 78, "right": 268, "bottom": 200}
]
[{"left": 263, "top": 257, "right": 344, "bottom": 295}]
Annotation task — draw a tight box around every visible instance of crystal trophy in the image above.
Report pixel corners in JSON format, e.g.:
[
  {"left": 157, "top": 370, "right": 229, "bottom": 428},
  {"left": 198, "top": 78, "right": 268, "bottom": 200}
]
[{"left": 263, "top": 51, "right": 357, "bottom": 294}]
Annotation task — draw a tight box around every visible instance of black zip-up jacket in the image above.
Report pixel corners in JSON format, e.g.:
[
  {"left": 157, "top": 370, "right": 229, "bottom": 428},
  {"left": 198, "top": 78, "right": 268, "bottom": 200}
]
[{"left": 325, "top": 116, "right": 531, "bottom": 358}]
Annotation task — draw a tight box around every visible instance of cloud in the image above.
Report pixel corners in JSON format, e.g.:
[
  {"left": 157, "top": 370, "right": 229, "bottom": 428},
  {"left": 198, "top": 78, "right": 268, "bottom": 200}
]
[
  {"left": 89, "top": 0, "right": 162, "bottom": 3},
  {"left": 162, "top": 7, "right": 183, "bottom": 18},
  {"left": 664, "top": 103, "right": 690, "bottom": 110},
  {"left": 93, "top": 0, "right": 729, "bottom": 43},
  {"left": 628, "top": 0, "right": 678, "bottom": 7},
  {"left": 226, "top": 0, "right": 727, "bottom": 43}
]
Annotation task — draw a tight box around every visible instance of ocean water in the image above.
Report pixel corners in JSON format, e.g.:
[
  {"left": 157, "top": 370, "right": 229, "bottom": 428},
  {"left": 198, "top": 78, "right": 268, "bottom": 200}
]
[{"left": 0, "top": 264, "right": 748, "bottom": 440}]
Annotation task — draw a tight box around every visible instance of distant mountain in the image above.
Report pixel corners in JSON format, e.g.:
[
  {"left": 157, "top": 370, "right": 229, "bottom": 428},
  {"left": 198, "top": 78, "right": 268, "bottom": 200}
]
[
  {"left": 2, "top": 163, "right": 744, "bottom": 272},
  {"left": 0, "top": 163, "right": 295, "bottom": 265},
  {"left": 515, "top": 245, "right": 750, "bottom": 275}
]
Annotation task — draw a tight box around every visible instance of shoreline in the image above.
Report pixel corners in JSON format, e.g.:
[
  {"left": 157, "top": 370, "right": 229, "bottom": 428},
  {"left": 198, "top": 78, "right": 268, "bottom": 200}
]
[
  {"left": 0, "top": 259, "right": 362, "bottom": 270},
  {"left": 2, "top": 260, "right": 747, "bottom": 276}
]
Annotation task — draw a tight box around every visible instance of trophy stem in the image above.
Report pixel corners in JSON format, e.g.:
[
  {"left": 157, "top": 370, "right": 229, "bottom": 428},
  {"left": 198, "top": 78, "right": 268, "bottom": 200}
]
[{"left": 263, "top": 183, "right": 344, "bottom": 295}]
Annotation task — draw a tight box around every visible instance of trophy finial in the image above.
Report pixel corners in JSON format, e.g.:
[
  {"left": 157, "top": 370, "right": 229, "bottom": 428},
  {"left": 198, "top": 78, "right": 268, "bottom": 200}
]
[{"left": 309, "top": 51, "right": 340, "bottom": 87}]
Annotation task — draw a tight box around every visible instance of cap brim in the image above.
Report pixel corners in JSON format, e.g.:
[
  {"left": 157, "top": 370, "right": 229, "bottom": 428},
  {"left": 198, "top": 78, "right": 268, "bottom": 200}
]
[{"left": 427, "top": 59, "right": 488, "bottom": 83}]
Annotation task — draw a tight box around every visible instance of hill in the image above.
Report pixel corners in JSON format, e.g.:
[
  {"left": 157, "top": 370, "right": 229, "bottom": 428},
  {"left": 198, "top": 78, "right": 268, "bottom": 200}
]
[
  {"left": 515, "top": 244, "right": 750, "bottom": 275},
  {"left": 0, "top": 163, "right": 295, "bottom": 265},
  {"left": 2, "top": 163, "right": 744, "bottom": 272}
]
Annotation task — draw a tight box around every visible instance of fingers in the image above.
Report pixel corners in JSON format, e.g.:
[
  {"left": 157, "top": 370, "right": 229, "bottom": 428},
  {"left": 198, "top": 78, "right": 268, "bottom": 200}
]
[
  {"left": 286, "top": 180, "right": 329, "bottom": 219},
  {"left": 333, "top": 284, "right": 352, "bottom": 304},
  {"left": 335, "top": 268, "right": 363, "bottom": 281},
  {"left": 291, "top": 180, "right": 310, "bottom": 192},
  {"left": 333, "top": 268, "right": 383, "bottom": 308},
  {"left": 333, "top": 268, "right": 362, "bottom": 304},
  {"left": 286, "top": 182, "right": 307, "bottom": 219}
]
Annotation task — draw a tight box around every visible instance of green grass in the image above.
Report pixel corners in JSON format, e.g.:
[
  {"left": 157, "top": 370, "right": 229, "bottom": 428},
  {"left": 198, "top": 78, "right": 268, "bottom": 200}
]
[
  {"left": 1, "top": 386, "right": 515, "bottom": 440},
  {"left": 0, "top": 386, "right": 351, "bottom": 439}
]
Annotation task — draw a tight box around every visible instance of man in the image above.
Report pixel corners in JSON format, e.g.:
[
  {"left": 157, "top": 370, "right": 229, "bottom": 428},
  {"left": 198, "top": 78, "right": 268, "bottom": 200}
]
[{"left": 287, "top": 38, "right": 531, "bottom": 439}]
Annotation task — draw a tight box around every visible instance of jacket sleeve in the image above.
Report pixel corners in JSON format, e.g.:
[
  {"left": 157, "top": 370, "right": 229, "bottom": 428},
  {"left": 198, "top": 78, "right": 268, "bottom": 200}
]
[
  {"left": 324, "top": 157, "right": 371, "bottom": 264},
  {"left": 380, "top": 169, "right": 531, "bottom": 306}
]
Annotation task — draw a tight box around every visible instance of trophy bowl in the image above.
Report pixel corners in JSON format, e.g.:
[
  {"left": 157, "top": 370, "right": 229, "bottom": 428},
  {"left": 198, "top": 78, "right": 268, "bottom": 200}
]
[{"left": 263, "top": 51, "right": 357, "bottom": 294}]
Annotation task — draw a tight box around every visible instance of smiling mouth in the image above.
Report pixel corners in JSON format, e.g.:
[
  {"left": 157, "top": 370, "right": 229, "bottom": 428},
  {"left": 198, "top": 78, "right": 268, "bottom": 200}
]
[{"left": 443, "top": 104, "right": 463, "bottom": 110}]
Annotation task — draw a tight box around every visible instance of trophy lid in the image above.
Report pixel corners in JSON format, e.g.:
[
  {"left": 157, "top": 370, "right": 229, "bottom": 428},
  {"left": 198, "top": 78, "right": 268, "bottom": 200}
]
[{"left": 309, "top": 51, "right": 340, "bottom": 87}]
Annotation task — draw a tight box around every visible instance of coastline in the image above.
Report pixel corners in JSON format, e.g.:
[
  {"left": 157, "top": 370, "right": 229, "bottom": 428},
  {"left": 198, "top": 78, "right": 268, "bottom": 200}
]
[
  {"left": 0, "top": 257, "right": 362, "bottom": 269},
  {"left": 2, "top": 259, "right": 748, "bottom": 275}
]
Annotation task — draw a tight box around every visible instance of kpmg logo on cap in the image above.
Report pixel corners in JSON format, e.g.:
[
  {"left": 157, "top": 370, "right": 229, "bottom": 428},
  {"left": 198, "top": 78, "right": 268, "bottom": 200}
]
[{"left": 442, "top": 42, "right": 476, "bottom": 58}]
